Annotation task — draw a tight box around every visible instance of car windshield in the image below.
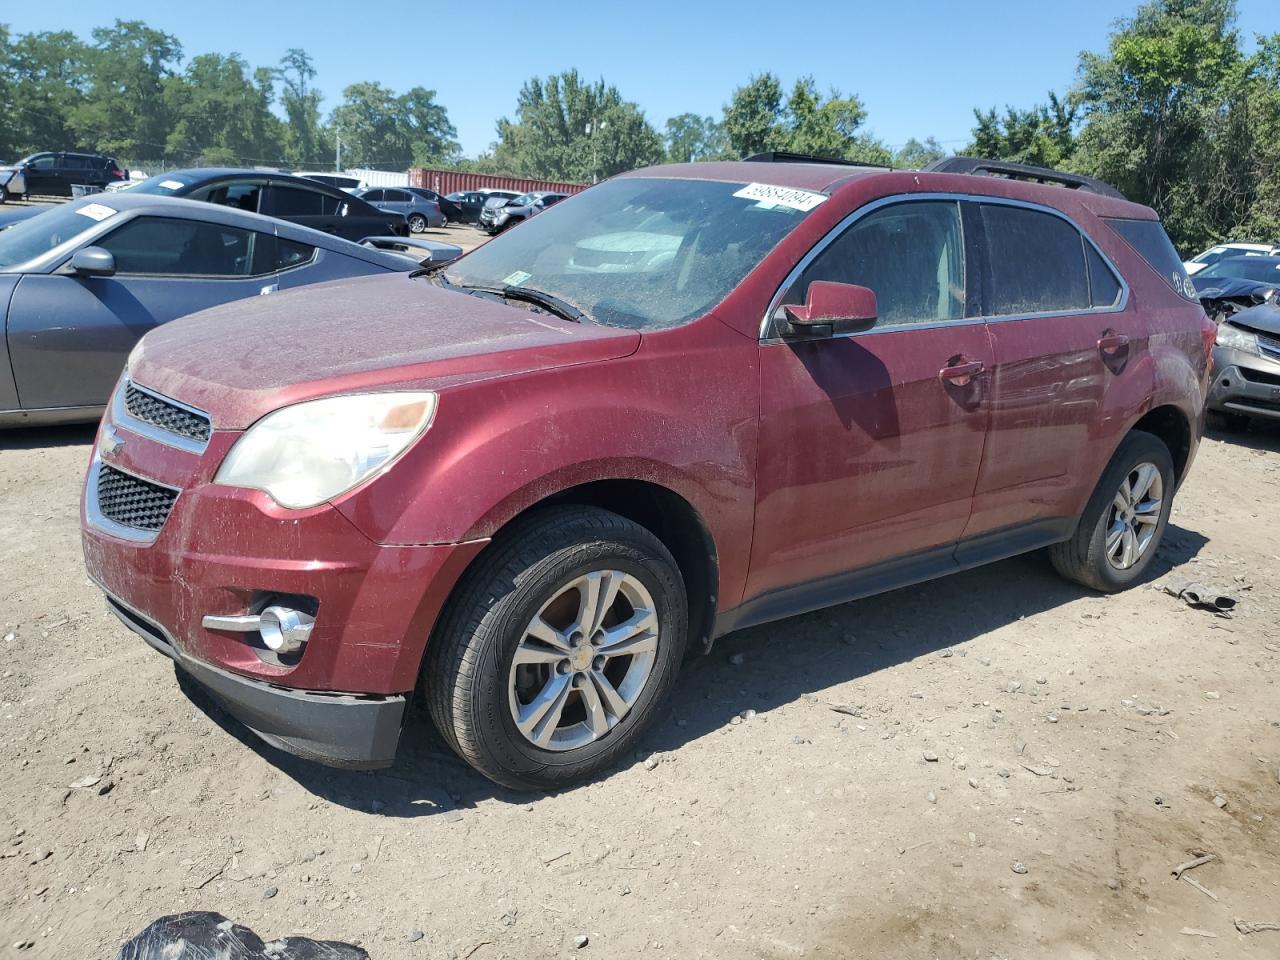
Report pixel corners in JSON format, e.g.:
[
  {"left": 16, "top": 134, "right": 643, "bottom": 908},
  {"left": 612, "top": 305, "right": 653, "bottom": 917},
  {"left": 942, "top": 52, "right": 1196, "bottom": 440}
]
[
  {"left": 444, "top": 177, "right": 819, "bottom": 330},
  {"left": 0, "top": 201, "right": 114, "bottom": 269},
  {"left": 1198, "top": 257, "right": 1280, "bottom": 282},
  {"left": 130, "top": 172, "right": 201, "bottom": 194}
]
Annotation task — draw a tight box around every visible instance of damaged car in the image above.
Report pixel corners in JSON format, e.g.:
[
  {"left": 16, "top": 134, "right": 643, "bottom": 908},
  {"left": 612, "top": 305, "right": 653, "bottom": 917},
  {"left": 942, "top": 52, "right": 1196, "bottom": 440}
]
[
  {"left": 1205, "top": 297, "right": 1280, "bottom": 431},
  {"left": 82, "top": 156, "right": 1211, "bottom": 790}
]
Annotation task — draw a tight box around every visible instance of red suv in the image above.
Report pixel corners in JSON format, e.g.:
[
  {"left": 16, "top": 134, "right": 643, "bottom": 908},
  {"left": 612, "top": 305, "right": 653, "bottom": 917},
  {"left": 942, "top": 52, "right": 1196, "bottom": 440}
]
[{"left": 81, "top": 155, "right": 1212, "bottom": 790}]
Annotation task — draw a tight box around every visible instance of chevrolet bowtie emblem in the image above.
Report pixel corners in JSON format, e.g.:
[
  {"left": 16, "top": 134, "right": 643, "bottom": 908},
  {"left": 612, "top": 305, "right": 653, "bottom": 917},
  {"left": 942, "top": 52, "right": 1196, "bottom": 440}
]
[{"left": 100, "top": 425, "right": 125, "bottom": 459}]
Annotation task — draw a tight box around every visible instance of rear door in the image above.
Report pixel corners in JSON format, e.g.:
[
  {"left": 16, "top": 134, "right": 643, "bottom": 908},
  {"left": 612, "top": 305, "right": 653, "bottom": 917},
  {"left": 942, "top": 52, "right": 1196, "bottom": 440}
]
[
  {"left": 748, "top": 198, "right": 994, "bottom": 599},
  {"left": 961, "top": 200, "right": 1138, "bottom": 548},
  {"left": 7, "top": 215, "right": 279, "bottom": 409}
]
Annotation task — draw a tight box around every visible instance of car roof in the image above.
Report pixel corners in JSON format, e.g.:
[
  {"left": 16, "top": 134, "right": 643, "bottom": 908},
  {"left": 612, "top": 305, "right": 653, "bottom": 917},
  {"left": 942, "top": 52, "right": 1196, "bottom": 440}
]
[
  {"left": 619, "top": 161, "right": 1156, "bottom": 219},
  {"left": 162, "top": 168, "right": 352, "bottom": 193}
]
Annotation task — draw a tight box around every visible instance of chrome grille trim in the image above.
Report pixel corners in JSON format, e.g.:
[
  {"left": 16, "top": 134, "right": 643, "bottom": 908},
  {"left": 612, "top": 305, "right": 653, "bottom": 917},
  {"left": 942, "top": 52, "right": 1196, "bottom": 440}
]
[{"left": 113, "top": 379, "right": 212, "bottom": 454}]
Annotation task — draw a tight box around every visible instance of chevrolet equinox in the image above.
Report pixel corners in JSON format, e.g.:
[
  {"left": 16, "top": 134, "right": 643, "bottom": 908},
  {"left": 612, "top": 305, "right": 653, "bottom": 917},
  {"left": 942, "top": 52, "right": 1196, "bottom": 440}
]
[{"left": 81, "top": 156, "right": 1213, "bottom": 790}]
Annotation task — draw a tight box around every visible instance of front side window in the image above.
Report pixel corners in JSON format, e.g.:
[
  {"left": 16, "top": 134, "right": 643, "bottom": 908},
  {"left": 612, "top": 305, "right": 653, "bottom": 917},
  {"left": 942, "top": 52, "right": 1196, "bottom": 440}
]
[
  {"left": 784, "top": 200, "right": 966, "bottom": 328},
  {"left": 98, "top": 217, "right": 257, "bottom": 277},
  {"left": 445, "top": 177, "right": 816, "bottom": 330},
  {"left": 982, "top": 204, "right": 1090, "bottom": 315},
  {"left": 28, "top": 156, "right": 55, "bottom": 170}
]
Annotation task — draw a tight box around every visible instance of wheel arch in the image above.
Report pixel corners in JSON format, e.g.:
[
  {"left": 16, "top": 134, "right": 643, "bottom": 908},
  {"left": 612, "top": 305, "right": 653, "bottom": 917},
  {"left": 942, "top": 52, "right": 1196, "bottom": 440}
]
[{"left": 1130, "top": 403, "right": 1193, "bottom": 484}]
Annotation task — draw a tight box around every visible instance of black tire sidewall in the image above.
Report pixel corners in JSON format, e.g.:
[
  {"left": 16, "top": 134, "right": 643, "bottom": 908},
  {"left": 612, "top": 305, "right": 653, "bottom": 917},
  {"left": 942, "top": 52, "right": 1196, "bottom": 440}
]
[
  {"left": 1081, "top": 433, "right": 1175, "bottom": 590},
  {"left": 445, "top": 514, "right": 687, "bottom": 789}
]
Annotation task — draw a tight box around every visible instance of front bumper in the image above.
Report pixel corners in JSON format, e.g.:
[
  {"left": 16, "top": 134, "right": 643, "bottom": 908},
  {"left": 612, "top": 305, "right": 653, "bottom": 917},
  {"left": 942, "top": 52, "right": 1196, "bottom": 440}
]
[
  {"left": 81, "top": 403, "right": 487, "bottom": 767},
  {"left": 102, "top": 589, "right": 406, "bottom": 767},
  {"left": 1208, "top": 346, "right": 1280, "bottom": 420}
]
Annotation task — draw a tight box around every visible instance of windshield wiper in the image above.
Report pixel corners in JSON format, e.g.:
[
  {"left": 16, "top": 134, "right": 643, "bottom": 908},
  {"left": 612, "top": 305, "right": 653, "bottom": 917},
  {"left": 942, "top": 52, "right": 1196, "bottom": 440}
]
[{"left": 454, "top": 283, "right": 586, "bottom": 323}]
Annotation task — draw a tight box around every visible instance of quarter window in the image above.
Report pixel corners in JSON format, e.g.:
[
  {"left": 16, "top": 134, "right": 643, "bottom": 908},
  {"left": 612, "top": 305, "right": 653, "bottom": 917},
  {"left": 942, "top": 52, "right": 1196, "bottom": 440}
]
[
  {"left": 99, "top": 217, "right": 260, "bottom": 277},
  {"left": 785, "top": 200, "right": 967, "bottom": 328},
  {"left": 981, "top": 205, "right": 1091, "bottom": 315}
]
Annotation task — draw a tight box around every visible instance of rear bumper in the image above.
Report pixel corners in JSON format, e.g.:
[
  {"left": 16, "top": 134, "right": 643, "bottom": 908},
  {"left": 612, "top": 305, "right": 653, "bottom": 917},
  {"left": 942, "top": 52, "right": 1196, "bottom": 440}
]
[
  {"left": 102, "top": 590, "right": 405, "bottom": 767},
  {"left": 1209, "top": 347, "right": 1280, "bottom": 419}
]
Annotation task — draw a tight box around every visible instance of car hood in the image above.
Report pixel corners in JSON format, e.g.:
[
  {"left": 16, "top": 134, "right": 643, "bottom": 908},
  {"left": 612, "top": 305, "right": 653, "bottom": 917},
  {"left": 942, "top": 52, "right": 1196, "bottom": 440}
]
[
  {"left": 1230, "top": 302, "right": 1280, "bottom": 337},
  {"left": 129, "top": 273, "right": 641, "bottom": 430}
]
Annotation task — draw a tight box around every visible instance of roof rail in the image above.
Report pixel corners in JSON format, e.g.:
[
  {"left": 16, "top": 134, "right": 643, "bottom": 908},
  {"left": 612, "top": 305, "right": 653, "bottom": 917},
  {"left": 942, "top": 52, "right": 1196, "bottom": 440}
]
[
  {"left": 923, "top": 156, "right": 1125, "bottom": 200},
  {"left": 743, "top": 151, "right": 891, "bottom": 170}
]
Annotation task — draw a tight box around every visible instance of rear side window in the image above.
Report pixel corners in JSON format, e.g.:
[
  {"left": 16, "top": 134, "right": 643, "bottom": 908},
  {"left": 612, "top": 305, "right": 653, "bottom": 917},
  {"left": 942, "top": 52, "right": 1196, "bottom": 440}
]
[
  {"left": 981, "top": 204, "right": 1090, "bottom": 315},
  {"left": 99, "top": 217, "right": 258, "bottom": 277},
  {"left": 785, "top": 200, "right": 967, "bottom": 327},
  {"left": 1085, "top": 243, "right": 1122, "bottom": 307},
  {"left": 1103, "top": 217, "right": 1196, "bottom": 300},
  {"left": 263, "top": 185, "right": 326, "bottom": 217}
]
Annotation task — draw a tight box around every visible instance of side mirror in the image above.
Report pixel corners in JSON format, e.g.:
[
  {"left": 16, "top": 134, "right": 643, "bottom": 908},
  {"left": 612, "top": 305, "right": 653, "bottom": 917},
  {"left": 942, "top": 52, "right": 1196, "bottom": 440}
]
[
  {"left": 70, "top": 246, "right": 116, "bottom": 278},
  {"left": 782, "top": 280, "right": 878, "bottom": 336}
]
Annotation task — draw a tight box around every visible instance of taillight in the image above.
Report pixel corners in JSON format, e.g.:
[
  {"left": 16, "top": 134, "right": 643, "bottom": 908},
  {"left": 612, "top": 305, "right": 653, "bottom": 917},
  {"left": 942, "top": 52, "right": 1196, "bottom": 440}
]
[{"left": 111, "top": 169, "right": 125, "bottom": 179}]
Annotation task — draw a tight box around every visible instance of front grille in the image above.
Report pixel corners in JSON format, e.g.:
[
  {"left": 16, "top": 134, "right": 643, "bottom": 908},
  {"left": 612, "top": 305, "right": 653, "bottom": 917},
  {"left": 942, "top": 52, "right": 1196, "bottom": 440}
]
[
  {"left": 97, "top": 465, "right": 178, "bottom": 533},
  {"left": 1257, "top": 332, "right": 1280, "bottom": 362},
  {"left": 1239, "top": 366, "right": 1280, "bottom": 386},
  {"left": 124, "top": 383, "right": 211, "bottom": 444}
]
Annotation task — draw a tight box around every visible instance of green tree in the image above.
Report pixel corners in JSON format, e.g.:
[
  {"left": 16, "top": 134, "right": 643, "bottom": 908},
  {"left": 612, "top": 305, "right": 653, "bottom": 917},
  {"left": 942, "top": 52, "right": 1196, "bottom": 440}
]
[
  {"left": 1071, "top": 0, "right": 1253, "bottom": 251},
  {"left": 893, "top": 137, "right": 947, "bottom": 169},
  {"left": 162, "top": 53, "right": 284, "bottom": 165},
  {"left": 664, "top": 113, "right": 727, "bottom": 163},
  {"left": 488, "top": 70, "right": 663, "bottom": 182},
  {"left": 330, "top": 81, "right": 458, "bottom": 168},
  {"left": 276, "top": 48, "right": 331, "bottom": 167},
  {"left": 4, "top": 29, "right": 91, "bottom": 158},
  {"left": 968, "top": 93, "right": 1078, "bottom": 167},
  {"left": 722, "top": 72, "right": 784, "bottom": 157},
  {"left": 69, "top": 20, "right": 182, "bottom": 162}
]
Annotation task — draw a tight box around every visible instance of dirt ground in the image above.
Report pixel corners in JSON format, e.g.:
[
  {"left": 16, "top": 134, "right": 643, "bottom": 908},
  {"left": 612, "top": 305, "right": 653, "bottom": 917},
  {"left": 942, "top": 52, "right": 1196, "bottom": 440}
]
[{"left": 1, "top": 412, "right": 1278, "bottom": 959}]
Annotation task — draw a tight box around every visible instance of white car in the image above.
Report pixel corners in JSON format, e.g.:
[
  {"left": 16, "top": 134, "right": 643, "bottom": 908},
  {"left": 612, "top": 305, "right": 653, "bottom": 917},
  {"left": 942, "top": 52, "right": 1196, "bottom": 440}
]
[
  {"left": 1184, "top": 242, "right": 1278, "bottom": 276},
  {"left": 295, "top": 171, "right": 367, "bottom": 194}
]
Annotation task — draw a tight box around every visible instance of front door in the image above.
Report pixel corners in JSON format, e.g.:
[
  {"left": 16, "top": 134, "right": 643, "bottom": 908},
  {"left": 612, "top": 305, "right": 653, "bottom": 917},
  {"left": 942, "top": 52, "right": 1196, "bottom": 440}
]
[
  {"left": 748, "top": 199, "right": 993, "bottom": 601},
  {"left": 8, "top": 215, "right": 278, "bottom": 409}
]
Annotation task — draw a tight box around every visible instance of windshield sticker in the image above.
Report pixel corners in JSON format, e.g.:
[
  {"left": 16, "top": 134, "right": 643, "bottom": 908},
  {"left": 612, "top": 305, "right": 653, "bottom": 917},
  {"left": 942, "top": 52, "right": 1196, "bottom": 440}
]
[
  {"left": 159, "top": 179, "right": 184, "bottom": 191},
  {"left": 733, "top": 182, "right": 827, "bottom": 212},
  {"left": 75, "top": 202, "right": 117, "bottom": 222},
  {"left": 503, "top": 270, "right": 532, "bottom": 286}
]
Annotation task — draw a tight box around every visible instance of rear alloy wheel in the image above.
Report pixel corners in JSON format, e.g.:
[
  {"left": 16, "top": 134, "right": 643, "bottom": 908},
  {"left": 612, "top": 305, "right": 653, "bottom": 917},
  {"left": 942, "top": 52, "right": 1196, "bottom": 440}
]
[
  {"left": 1050, "top": 430, "right": 1175, "bottom": 592},
  {"left": 426, "top": 507, "right": 687, "bottom": 791},
  {"left": 407, "top": 213, "right": 428, "bottom": 234}
]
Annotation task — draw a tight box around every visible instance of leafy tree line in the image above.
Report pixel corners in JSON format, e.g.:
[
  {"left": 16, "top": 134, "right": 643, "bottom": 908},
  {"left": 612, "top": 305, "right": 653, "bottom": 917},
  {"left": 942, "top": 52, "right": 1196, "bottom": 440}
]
[{"left": 0, "top": 21, "right": 459, "bottom": 169}]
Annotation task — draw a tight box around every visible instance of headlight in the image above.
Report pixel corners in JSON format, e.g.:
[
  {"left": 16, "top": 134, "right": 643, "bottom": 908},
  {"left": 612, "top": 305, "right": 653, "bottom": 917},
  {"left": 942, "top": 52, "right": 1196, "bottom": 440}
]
[
  {"left": 1215, "top": 322, "right": 1258, "bottom": 354},
  {"left": 215, "top": 392, "right": 437, "bottom": 509}
]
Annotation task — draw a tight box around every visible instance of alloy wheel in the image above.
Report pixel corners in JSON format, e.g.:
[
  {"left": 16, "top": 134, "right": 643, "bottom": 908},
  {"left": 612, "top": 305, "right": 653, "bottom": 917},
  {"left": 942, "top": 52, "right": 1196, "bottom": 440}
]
[
  {"left": 1105, "top": 462, "right": 1163, "bottom": 570},
  {"left": 508, "top": 570, "right": 659, "bottom": 751}
]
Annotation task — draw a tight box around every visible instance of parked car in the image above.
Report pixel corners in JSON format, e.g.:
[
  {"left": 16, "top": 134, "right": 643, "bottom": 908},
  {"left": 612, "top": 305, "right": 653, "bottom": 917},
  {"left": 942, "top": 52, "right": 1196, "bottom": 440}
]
[
  {"left": 1184, "top": 242, "right": 1277, "bottom": 276},
  {"left": 357, "top": 187, "right": 446, "bottom": 232},
  {"left": 82, "top": 156, "right": 1210, "bottom": 790},
  {"left": 404, "top": 186, "right": 465, "bottom": 222},
  {"left": 482, "top": 191, "right": 569, "bottom": 235},
  {"left": 443, "top": 189, "right": 523, "bottom": 224},
  {"left": 1190, "top": 254, "right": 1280, "bottom": 289},
  {"left": 295, "top": 171, "right": 366, "bottom": 194},
  {"left": 0, "top": 163, "right": 28, "bottom": 202},
  {"left": 1206, "top": 298, "right": 1280, "bottom": 431},
  {"left": 12, "top": 152, "right": 128, "bottom": 197},
  {"left": 129, "top": 169, "right": 408, "bottom": 242},
  {"left": 0, "top": 193, "right": 418, "bottom": 427}
]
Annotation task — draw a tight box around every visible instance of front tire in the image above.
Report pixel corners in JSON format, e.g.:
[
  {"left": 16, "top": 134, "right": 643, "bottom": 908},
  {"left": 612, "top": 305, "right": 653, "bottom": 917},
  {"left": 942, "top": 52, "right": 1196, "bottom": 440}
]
[
  {"left": 425, "top": 506, "right": 688, "bottom": 791},
  {"left": 1050, "top": 430, "right": 1175, "bottom": 592}
]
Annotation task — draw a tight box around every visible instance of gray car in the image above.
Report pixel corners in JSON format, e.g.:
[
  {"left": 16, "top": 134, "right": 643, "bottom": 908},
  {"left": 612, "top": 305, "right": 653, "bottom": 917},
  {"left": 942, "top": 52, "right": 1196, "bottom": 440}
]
[
  {"left": 0, "top": 193, "right": 420, "bottom": 427},
  {"left": 481, "top": 191, "right": 569, "bottom": 235},
  {"left": 1207, "top": 298, "right": 1280, "bottom": 431},
  {"left": 357, "top": 187, "right": 446, "bottom": 232}
]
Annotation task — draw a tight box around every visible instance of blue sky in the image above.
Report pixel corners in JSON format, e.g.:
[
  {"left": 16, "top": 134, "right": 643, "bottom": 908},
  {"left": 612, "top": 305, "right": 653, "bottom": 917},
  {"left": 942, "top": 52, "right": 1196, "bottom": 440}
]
[{"left": 5, "top": 0, "right": 1274, "bottom": 160}]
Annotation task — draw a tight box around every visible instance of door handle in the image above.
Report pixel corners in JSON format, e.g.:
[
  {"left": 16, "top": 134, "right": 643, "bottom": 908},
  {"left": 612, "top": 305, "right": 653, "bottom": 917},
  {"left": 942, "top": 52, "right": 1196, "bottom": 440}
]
[
  {"left": 1097, "top": 333, "right": 1130, "bottom": 355},
  {"left": 939, "top": 359, "right": 985, "bottom": 386}
]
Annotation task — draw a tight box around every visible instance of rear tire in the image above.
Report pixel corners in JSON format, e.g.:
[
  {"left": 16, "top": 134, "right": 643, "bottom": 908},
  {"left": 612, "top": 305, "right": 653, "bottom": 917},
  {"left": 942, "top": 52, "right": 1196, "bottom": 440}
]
[
  {"left": 425, "top": 506, "right": 688, "bottom": 791},
  {"left": 1206, "top": 409, "right": 1250, "bottom": 433},
  {"left": 1050, "top": 430, "right": 1175, "bottom": 592},
  {"left": 407, "top": 213, "right": 427, "bottom": 234}
]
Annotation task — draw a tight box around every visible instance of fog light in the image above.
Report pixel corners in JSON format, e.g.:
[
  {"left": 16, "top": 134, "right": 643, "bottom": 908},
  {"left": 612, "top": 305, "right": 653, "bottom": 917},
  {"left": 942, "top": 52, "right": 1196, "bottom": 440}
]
[
  {"left": 258, "top": 606, "right": 314, "bottom": 654},
  {"left": 202, "top": 605, "right": 315, "bottom": 655}
]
